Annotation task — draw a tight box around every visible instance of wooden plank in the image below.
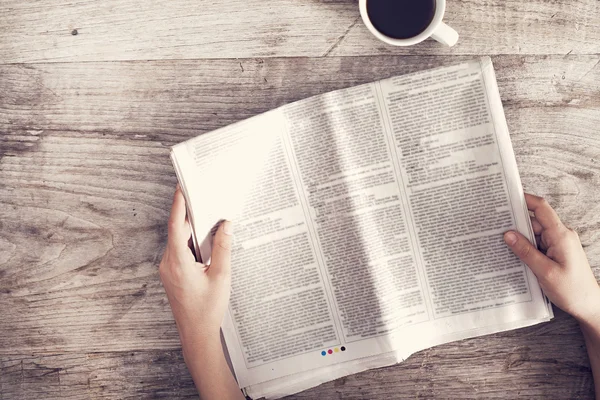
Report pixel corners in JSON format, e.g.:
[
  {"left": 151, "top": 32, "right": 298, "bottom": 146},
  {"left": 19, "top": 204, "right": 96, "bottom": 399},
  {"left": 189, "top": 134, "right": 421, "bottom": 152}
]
[
  {"left": 1, "top": 55, "right": 599, "bottom": 137},
  {"left": 1, "top": 55, "right": 599, "bottom": 398},
  {"left": 0, "top": 312, "right": 594, "bottom": 399},
  {"left": 0, "top": 0, "right": 599, "bottom": 63},
  {"left": 0, "top": 350, "right": 198, "bottom": 399}
]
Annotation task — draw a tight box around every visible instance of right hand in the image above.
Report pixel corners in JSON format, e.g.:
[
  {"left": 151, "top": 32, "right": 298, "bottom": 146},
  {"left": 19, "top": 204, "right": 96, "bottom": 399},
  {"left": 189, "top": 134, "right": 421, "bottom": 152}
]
[{"left": 504, "top": 193, "right": 600, "bottom": 325}]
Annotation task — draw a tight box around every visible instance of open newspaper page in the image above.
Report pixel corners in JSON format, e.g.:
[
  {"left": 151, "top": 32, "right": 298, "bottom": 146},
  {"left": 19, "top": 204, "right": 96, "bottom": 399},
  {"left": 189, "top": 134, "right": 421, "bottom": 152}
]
[
  {"left": 367, "top": 57, "right": 553, "bottom": 360},
  {"left": 170, "top": 57, "right": 552, "bottom": 399},
  {"left": 171, "top": 109, "right": 403, "bottom": 396}
]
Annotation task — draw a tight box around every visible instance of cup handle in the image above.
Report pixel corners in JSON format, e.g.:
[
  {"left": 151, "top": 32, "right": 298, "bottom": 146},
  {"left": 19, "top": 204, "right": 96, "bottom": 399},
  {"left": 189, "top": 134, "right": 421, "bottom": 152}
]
[{"left": 430, "top": 22, "right": 459, "bottom": 47}]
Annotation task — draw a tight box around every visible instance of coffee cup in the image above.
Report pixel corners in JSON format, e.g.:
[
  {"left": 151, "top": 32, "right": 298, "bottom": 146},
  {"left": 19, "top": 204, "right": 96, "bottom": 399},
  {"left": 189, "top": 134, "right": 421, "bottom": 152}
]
[{"left": 359, "top": 0, "right": 459, "bottom": 47}]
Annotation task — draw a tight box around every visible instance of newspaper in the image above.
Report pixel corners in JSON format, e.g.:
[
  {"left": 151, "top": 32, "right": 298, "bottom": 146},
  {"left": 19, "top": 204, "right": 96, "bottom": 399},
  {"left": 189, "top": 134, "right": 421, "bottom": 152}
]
[{"left": 170, "top": 57, "right": 553, "bottom": 399}]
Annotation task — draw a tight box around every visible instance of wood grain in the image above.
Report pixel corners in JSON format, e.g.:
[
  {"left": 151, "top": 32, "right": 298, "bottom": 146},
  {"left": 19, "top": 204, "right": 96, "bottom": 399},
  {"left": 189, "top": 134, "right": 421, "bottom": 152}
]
[
  {"left": 0, "top": 313, "right": 594, "bottom": 399},
  {"left": 0, "top": 350, "right": 199, "bottom": 399},
  {"left": 1, "top": 54, "right": 600, "bottom": 398},
  {"left": 0, "top": 0, "right": 599, "bottom": 63}
]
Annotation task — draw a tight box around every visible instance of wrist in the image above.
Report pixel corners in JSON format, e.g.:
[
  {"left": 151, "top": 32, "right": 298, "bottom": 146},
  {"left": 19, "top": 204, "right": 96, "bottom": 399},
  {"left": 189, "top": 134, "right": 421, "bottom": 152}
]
[
  {"left": 574, "top": 288, "right": 600, "bottom": 328},
  {"left": 179, "top": 324, "right": 221, "bottom": 348},
  {"left": 174, "top": 315, "right": 221, "bottom": 347},
  {"left": 575, "top": 307, "right": 600, "bottom": 334},
  {"left": 579, "top": 313, "right": 600, "bottom": 335}
]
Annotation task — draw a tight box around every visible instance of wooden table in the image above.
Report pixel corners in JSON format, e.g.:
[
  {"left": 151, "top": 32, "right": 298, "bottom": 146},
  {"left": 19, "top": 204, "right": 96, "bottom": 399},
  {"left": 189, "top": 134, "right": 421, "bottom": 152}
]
[{"left": 1, "top": 0, "right": 599, "bottom": 398}]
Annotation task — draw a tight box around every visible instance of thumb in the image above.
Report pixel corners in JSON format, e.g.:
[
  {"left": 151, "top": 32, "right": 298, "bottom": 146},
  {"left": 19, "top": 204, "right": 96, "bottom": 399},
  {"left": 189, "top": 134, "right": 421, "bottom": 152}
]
[
  {"left": 504, "top": 230, "right": 558, "bottom": 279},
  {"left": 209, "top": 220, "right": 233, "bottom": 276}
]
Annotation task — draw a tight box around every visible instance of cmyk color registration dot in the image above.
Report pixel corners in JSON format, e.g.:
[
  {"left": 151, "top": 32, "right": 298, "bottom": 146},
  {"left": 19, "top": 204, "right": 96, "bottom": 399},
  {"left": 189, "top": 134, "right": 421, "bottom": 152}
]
[{"left": 320, "top": 346, "right": 347, "bottom": 356}]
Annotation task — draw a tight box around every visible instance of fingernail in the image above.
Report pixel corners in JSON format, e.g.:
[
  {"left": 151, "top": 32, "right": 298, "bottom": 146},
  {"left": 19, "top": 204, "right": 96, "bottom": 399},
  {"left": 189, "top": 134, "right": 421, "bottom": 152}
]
[
  {"left": 222, "top": 220, "right": 233, "bottom": 236},
  {"left": 504, "top": 232, "right": 518, "bottom": 246}
]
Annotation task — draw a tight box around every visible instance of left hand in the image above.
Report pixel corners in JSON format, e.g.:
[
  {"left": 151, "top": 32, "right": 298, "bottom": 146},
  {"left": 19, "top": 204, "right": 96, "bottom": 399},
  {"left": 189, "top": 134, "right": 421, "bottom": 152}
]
[
  {"left": 159, "top": 186, "right": 233, "bottom": 342},
  {"left": 504, "top": 193, "right": 600, "bottom": 324}
]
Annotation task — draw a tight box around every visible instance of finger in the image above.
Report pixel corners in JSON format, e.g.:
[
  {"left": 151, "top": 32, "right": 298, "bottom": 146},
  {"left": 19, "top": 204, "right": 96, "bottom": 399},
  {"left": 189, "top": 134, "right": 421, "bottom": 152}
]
[
  {"left": 504, "top": 230, "right": 559, "bottom": 278},
  {"left": 168, "top": 186, "right": 191, "bottom": 246},
  {"left": 540, "top": 230, "right": 552, "bottom": 250},
  {"left": 530, "top": 216, "right": 543, "bottom": 235},
  {"left": 208, "top": 220, "right": 233, "bottom": 277},
  {"left": 534, "top": 234, "right": 543, "bottom": 249},
  {"left": 524, "top": 193, "right": 565, "bottom": 231},
  {"left": 534, "top": 234, "right": 547, "bottom": 250}
]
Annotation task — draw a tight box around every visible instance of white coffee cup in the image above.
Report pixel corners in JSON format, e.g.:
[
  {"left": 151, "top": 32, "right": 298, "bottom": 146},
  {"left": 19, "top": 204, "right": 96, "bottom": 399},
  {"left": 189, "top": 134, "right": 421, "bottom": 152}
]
[{"left": 359, "top": 0, "right": 459, "bottom": 47}]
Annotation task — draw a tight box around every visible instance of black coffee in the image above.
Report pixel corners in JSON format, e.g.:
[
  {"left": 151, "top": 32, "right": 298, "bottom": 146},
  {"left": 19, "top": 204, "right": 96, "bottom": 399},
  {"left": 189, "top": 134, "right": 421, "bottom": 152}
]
[{"left": 366, "top": 0, "right": 436, "bottom": 39}]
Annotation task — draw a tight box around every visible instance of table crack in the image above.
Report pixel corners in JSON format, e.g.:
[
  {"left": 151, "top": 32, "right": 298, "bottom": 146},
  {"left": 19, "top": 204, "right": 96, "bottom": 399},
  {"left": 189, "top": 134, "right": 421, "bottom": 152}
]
[{"left": 322, "top": 16, "right": 361, "bottom": 57}]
